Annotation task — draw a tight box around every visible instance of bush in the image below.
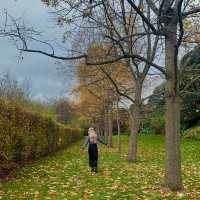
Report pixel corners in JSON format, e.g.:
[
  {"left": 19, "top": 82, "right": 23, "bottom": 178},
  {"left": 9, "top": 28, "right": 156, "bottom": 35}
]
[
  {"left": 183, "top": 126, "right": 200, "bottom": 140},
  {"left": 141, "top": 115, "right": 165, "bottom": 134},
  {"left": 150, "top": 116, "right": 165, "bottom": 134},
  {"left": 0, "top": 99, "right": 83, "bottom": 176}
]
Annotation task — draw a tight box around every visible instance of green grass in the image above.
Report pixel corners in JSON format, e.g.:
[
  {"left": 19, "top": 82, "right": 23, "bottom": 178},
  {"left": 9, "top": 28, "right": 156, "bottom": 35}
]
[{"left": 1, "top": 135, "right": 200, "bottom": 200}]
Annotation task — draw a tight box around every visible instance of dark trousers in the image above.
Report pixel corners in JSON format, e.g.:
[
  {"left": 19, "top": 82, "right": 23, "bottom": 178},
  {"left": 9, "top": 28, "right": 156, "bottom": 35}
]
[{"left": 88, "top": 144, "right": 98, "bottom": 170}]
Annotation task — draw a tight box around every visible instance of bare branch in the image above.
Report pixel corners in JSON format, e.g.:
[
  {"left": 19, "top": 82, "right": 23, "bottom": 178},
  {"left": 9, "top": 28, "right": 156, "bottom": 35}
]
[
  {"left": 181, "top": 75, "right": 200, "bottom": 92},
  {"left": 98, "top": 65, "right": 135, "bottom": 103},
  {"left": 181, "top": 91, "right": 200, "bottom": 96},
  {"left": 182, "top": 6, "right": 200, "bottom": 18},
  {"left": 86, "top": 54, "right": 166, "bottom": 76},
  {"left": 146, "top": 0, "right": 159, "bottom": 15},
  {"left": 20, "top": 49, "right": 87, "bottom": 60},
  {"left": 126, "top": 0, "right": 158, "bottom": 34}
]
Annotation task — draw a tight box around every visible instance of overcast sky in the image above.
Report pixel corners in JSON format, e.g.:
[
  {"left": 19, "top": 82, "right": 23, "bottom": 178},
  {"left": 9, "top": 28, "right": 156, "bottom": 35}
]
[{"left": 0, "top": 0, "right": 74, "bottom": 100}]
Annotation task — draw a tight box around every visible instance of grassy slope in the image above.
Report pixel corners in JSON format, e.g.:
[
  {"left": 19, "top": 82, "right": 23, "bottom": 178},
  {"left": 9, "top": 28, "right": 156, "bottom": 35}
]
[{"left": 0, "top": 135, "right": 200, "bottom": 200}]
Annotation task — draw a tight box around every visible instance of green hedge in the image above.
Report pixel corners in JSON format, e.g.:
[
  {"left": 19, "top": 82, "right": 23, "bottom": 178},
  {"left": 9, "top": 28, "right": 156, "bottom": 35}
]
[
  {"left": 0, "top": 99, "right": 83, "bottom": 176},
  {"left": 183, "top": 126, "right": 200, "bottom": 140}
]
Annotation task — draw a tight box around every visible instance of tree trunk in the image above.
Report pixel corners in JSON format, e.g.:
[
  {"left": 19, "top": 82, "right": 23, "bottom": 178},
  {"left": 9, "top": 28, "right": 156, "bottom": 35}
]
[
  {"left": 116, "top": 98, "right": 121, "bottom": 152},
  {"left": 107, "top": 106, "right": 113, "bottom": 148},
  {"left": 104, "top": 106, "right": 109, "bottom": 144},
  {"left": 165, "top": 22, "right": 182, "bottom": 191},
  {"left": 128, "top": 83, "right": 141, "bottom": 161}
]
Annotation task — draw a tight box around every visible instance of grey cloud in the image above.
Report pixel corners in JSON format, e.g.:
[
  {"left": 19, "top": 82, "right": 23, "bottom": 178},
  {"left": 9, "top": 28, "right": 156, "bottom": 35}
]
[{"left": 0, "top": 0, "right": 73, "bottom": 100}]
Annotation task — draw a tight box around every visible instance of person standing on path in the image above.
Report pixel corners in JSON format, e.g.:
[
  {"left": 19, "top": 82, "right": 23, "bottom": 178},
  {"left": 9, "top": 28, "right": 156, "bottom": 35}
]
[{"left": 81, "top": 127, "right": 106, "bottom": 173}]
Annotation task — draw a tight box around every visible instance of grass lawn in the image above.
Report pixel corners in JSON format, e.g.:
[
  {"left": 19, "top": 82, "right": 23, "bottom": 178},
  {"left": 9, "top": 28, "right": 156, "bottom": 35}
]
[{"left": 0, "top": 135, "right": 200, "bottom": 200}]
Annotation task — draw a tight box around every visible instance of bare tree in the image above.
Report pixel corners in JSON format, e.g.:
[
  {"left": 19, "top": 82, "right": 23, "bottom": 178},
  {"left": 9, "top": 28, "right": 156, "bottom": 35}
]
[
  {"left": 0, "top": 73, "right": 32, "bottom": 104},
  {"left": 2, "top": 0, "right": 200, "bottom": 191},
  {"left": 123, "top": 0, "right": 200, "bottom": 191}
]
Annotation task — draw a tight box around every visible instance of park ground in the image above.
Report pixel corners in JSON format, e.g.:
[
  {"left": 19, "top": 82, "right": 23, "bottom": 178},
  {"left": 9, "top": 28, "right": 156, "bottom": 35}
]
[{"left": 0, "top": 135, "right": 200, "bottom": 200}]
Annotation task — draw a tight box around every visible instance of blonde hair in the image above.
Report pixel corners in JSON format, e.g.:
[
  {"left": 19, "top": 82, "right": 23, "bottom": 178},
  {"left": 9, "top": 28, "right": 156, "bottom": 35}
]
[{"left": 88, "top": 128, "right": 97, "bottom": 143}]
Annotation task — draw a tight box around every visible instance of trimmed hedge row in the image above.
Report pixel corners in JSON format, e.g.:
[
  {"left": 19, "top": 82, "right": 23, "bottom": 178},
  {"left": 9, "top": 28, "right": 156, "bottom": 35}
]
[{"left": 0, "top": 99, "right": 83, "bottom": 176}]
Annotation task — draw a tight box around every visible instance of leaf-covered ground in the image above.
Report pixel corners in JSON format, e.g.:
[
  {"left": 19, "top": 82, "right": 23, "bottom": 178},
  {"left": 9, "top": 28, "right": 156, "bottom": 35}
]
[{"left": 1, "top": 135, "right": 200, "bottom": 200}]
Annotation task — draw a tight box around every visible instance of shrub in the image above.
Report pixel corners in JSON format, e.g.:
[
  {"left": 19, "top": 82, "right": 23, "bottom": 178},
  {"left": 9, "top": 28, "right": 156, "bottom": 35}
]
[
  {"left": 150, "top": 116, "right": 165, "bottom": 134},
  {"left": 183, "top": 126, "right": 200, "bottom": 140},
  {"left": 0, "top": 99, "right": 83, "bottom": 176},
  {"left": 141, "top": 115, "right": 165, "bottom": 134}
]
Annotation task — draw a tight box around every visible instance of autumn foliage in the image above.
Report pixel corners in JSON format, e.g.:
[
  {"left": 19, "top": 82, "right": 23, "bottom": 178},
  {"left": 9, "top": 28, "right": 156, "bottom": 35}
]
[
  {"left": 74, "top": 44, "right": 134, "bottom": 127},
  {"left": 0, "top": 99, "right": 83, "bottom": 177}
]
